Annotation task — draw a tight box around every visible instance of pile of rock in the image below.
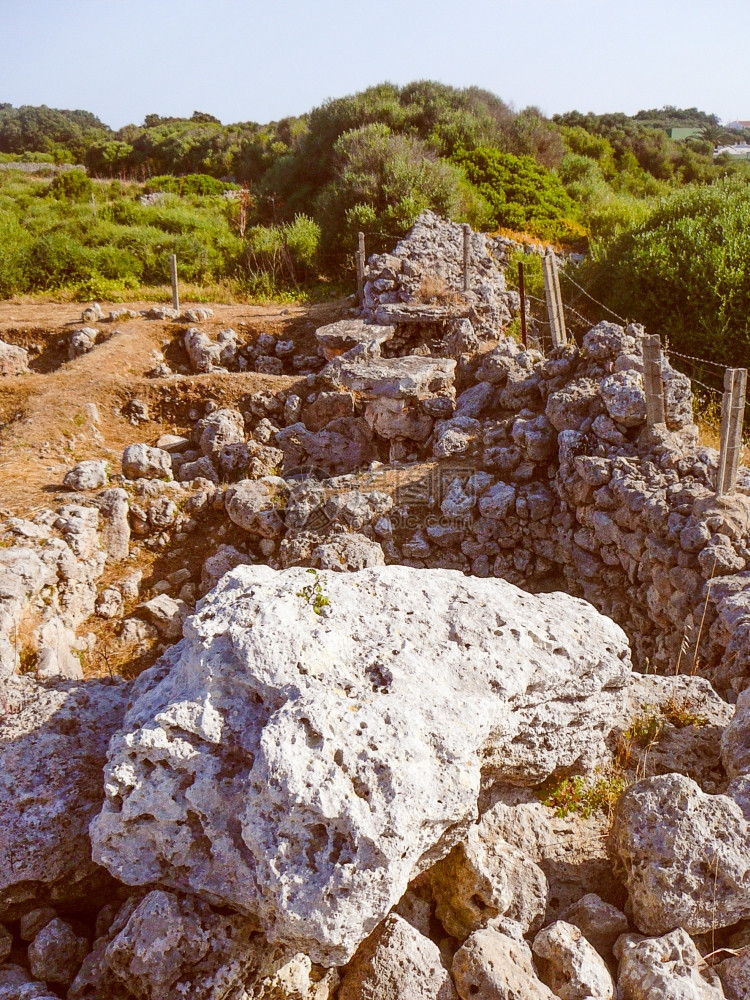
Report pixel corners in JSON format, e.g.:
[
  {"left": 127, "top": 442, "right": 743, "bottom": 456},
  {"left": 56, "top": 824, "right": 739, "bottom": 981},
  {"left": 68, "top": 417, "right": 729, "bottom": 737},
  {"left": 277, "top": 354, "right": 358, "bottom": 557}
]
[{"left": 4, "top": 566, "right": 750, "bottom": 998}]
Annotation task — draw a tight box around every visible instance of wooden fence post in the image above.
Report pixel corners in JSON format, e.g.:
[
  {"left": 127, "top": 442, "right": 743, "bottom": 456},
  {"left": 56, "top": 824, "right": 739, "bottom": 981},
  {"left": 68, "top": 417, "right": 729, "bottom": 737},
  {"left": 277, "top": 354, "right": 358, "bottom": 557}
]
[
  {"left": 170, "top": 254, "right": 180, "bottom": 312},
  {"left": 462, "top": 223, "right": 470, "bottom": 293},
  {"left": 356, "top": 232, "right": 365, "bottom": 305},
  {"left": 518, "top": 260, "right": 527, "bottom": 348},
  {"left": 717, "top": 367, "right": 748, "bottom": 496},
  {"left": 542, "top": 248, "right": 567, "bottom": 347},
  {"left": 643, "top": 334, "right": 666, "bottom": 426}
]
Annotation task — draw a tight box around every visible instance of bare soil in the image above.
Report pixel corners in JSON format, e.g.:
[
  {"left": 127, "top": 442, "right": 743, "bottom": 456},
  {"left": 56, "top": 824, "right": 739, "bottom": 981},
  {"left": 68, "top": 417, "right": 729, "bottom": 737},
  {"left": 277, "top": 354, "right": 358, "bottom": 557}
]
[{"left": 0, "top": 299, "right": 346, "bottom": 515}]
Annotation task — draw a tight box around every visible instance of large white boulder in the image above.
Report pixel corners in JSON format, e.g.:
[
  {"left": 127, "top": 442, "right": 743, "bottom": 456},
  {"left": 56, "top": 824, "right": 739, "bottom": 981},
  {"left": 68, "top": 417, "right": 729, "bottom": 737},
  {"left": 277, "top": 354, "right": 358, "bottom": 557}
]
[{"left": 91, "top": 564, "right": 631, "bottom": 966}]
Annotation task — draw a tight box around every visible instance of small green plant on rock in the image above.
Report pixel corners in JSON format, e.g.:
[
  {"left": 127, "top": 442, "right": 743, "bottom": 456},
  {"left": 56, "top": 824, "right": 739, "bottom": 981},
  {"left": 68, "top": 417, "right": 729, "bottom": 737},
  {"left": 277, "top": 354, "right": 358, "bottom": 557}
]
[
  {"left": 296, "top": 568, "right": 330, "bottom": 615},
  {"left": 537, "top": 767, "right": 628, "bottom": 820}
]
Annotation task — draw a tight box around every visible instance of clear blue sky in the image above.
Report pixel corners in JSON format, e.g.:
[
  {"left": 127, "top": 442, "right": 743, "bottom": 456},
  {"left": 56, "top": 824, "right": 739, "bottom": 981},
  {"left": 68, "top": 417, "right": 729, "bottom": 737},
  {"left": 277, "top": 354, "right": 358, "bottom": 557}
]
[{"left": 2, "top": 0, "right": 749, "bottom": 128}]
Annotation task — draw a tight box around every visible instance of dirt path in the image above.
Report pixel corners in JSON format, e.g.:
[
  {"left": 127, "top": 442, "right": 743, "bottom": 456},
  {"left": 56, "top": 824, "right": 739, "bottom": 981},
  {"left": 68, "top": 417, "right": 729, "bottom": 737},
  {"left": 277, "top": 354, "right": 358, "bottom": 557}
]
[{"left": 0, "top": 299, "right": 345, "bottom": 514}]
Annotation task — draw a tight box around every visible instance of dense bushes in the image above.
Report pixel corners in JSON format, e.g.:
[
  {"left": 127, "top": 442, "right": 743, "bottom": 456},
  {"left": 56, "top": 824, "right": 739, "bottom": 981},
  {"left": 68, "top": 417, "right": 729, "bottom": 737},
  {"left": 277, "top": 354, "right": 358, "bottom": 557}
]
[
  {"left": 453, "top": 147, "right": 583, "bottom": 242},
  {"left": 313, "top": 124, "right": 492, "bottom": 269},
  {"left": 577, "top": 180, "right": 750, "bottom": 368}
]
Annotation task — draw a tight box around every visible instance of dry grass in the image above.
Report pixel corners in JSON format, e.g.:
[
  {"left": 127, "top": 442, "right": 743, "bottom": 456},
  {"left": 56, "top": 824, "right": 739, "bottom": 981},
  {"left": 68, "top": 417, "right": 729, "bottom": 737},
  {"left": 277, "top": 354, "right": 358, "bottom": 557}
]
[{"left": 415, "top": 274, "right": 463, "bottom": 305}]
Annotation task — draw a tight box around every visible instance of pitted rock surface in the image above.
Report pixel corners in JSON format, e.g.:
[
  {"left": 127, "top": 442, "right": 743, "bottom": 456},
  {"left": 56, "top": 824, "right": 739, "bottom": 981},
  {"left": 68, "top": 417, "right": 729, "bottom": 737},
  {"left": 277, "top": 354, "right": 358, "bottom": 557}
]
[{"left": 91, "top": 564, "right": 631, "bottom": 965}]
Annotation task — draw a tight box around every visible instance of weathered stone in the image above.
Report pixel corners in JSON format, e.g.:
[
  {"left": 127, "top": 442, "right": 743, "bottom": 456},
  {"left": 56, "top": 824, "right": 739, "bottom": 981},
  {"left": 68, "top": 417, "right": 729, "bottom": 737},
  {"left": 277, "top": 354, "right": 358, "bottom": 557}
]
[
  {"left": 609, "top": 773, "right": 750, "bottom": 936},
  {"left": 324, "top": 353, "right": 455, "bottom": 400},
  {"left": 365, "top": 397, "right": 433, "bottom": 441},
  {"left": 338, "top": 914, "right": 457, "bottom": 1000},
  {"left": 315, "top": 319, "right": 395, "bottom": 359},
  {"left": 69, "top": 327, "right": 98, "bottom": 359},
  {"left": 452, "top": 927, "right": 555, "bottom": 1000},
  {"left": 0, "top": 925, "right": 11, "bottom": 963},
  {"left": 455, "top": 382, "right": 495, "bottom": 419},
  {"left": 20, "top": 907, "right": 57, "bottom": 942},
  {"left": 302, "top": 392, "right": 356, "bottom": 433},
  {"left": 91, "top": 565, "right": 631, "bottom": 966},
  {"left": 717, "top": 946, "right": 750, "bottom": 1000},
  {"left": 69, "top": 889, "right": 264, "bottom": 1000},
  {"left": 138, "top": 594, "right": 189, "bottom": 640},
  {"left": 199, "top": 408, "right": 245, "bottom": 457},
  {"left": 601, "top": 370, "right": 647, "bottom": 427},
  {"left": 433, "top": 416, "right": 481, "bottom": 458},
  {"left": 0, "top": 964, "right": 59, "bottom": 999},
  {"left": 582, "top": 322, "right": 634, "bottom": 362},
  {"left": 546, "top": 379, "right": 601, "bottom": 432},
  {"left": 81, "top": 302, "right": 104, "bottom": 323},
  {"left": 558, "top": 893, "right": 628, "bottom": 959},
  {"left": 478, "top": 482, "right": 516, "bottom": 520},
  {"left": 122, "top": 444, "right": 172, "bottom": 481},
  {"left": 723, "top": 688, "right": 750, "bottom": 779},
  {"left": 276, "top": 418, "right": 377, "bottom": 477},
  {"left": 225, "top": 478, "right": 286, "bottom": 537},
  {"left": 28, "top": 917, "right": 88, "bottom": 986},
  {"left": 0, "top": 677, "right": 128, "bottom": 922},
  {"left": 616, "top": 928, "right": 724, "bottom": 999},
  {"left": 178, "top": 455, "right": 219, "bottom": 483},
  {"left": 64, "top": 459, "right": 109, "bottom": 491},
  {"left": 313, "top": 534, "right": 385, "bottom": 571},
  {"left": 532, "top": 920, "right": 614, "bottom": 999},
  {"left": 430, "top": 822, "right": 547, "bottom": 939}
]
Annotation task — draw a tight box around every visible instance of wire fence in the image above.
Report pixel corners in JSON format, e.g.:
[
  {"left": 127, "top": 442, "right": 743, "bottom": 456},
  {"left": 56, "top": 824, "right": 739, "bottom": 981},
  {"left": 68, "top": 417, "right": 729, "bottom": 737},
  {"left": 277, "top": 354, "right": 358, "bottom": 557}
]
[{"left": 515, "top": 256, "right": 749, "bottom": 447}]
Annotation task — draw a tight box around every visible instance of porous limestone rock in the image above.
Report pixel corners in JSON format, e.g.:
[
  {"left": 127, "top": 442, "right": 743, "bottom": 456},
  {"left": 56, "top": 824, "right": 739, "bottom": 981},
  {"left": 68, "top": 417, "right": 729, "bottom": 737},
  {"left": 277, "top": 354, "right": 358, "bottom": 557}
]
[
  {"left": 69, "top": 327, "right": 98, "bottom": 359},
  {"left": 20, "top": 908, "right": 57, "bottom": 942},
  {"left": 0, "top": 676, "right": 128, "bottom": 921},
  {"left": 323, "top": 353, "right": 455, "bottom": 400},
  {"left": 184, "top": 328, "right": 223, "bottom": 372},
  {"left": 138, "top": 594, "right": 189, "bottom": 640},
  {"left": 315, "top": 319, "right": 395, "bottom": 360},
  {"left": 92, "top": 488, "right": 130, "bottom": 561},
  {"left": 337, "top": 914, "right": 457, "bottom": 1000},
  {"left": 68, "top": 889, "right": 265, "bottom": 1000},
  {"left": 0, "top": 925, "right": 10, "bottom": 963},
  {"left": 430, "top": 822, "right": 547, "bottom": 939},
  {"left": 28, "top": 917, "right": 88, "bottom": 986},
  {"left": 121, "top": 444, "right": 172, "bottom": 481},
  {"left": 609, "top": 773, "right": 750, "bottom": 936},
  {"left": 558, "top": 893, "right": 628, "bottom": 959},
  {"left": 225, "top": 478, "right": 287, "bottom": 537},
  {"left": 717, "top": 946, "right": 750, "bottom": 1000},
  {"left": 312, "top": 533, "right": 385, "bottom": 571},
  {"left": 532, "top": 920, "right": 614, "bottom": 999},
  {"left": 198, "top": 408, "right": 245, "bottom": 457},
  {"left": 0, "top": 964, "right": 59, "bottom": 1000},
  {"left": 722, "top": 687, "right": 750, "bottom": 779},
  {"left": 616, "top": 928, "right": 724, "bottom": 999},
  {"left": 63, "top": 459, "right": 109, "bottom": 491},
  {"left": 91, "top": 564, "right": 631, "bottom": 966},
  {"left": 452, "top": 927, "right": 555, "bottom": 1000}
]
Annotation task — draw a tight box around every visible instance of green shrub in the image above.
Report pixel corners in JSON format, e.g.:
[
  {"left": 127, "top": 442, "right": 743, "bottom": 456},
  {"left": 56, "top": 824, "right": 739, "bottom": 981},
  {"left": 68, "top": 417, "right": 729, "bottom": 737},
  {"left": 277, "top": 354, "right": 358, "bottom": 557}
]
[
  {"left": 579, "top": 178, "right": 750, "bottom": 368},
  {"left": 50, "top": 170, "right": 93, "bottom": 202},
  {"left": 453, "top": 146, "right": 581, "bottom": 242}
]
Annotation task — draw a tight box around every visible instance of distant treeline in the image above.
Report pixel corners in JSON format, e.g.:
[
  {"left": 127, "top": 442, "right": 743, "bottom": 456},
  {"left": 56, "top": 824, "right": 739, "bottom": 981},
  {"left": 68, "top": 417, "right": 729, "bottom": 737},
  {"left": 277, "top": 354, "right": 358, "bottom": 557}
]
[{"left": 2, "top": 88, "right": 750, "bottom": 368}]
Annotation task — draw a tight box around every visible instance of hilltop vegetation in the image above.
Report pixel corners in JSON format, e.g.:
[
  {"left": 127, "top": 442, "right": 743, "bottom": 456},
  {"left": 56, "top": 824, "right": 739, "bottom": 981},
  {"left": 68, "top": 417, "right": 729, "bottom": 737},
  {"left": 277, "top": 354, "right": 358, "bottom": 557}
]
[{"left": 1, "top": 86, "right": 749, "bottom": 366}]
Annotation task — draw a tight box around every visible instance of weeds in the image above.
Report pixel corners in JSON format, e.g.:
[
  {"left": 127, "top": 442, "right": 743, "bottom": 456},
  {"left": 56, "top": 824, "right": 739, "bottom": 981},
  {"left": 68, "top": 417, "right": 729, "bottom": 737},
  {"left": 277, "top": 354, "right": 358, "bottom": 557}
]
[
  {"left": 537, "top": 766, "right": 627, "bottom": 820},
  {"left": 615, "top": 698, "right": 708, "bottom": 772},
  {"left": 296, "top": 569, "right": 330, "bottom": 615}
]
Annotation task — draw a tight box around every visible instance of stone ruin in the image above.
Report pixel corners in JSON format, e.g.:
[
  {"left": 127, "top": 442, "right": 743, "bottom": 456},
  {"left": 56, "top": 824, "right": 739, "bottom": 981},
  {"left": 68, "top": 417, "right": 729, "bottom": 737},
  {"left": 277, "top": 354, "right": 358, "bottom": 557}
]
[{"left": 2, "top": 211, "right": 750, "bottom": 998}]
